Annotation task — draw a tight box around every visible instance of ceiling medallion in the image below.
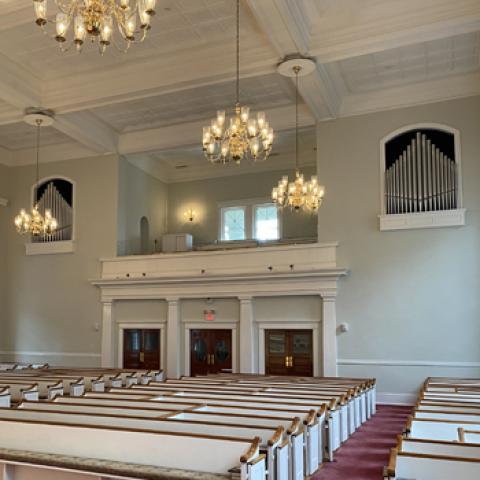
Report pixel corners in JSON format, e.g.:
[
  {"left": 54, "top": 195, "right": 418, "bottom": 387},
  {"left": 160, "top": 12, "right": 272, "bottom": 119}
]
[
  {"left": 272, "top": 58, "right": 325, "bottom": 213},
  {"left": 14, "top": 109, "right": 59, "bottom": 238},
  {"left": 202, "top": 0, "right": 274, "bottom": 165},
  {"left": 32, "top": 0, "right": 157, "bottom": 55}
]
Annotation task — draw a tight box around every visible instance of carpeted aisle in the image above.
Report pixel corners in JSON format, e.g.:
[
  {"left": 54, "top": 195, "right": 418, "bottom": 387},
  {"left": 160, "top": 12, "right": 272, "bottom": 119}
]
[{"left": 312, "top": 404, "right": 412, "bottom": 480}]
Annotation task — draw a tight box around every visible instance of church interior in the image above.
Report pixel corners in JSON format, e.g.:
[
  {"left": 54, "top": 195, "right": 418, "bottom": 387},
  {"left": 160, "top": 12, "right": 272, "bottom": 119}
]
[{"left": 0, "top": 1, "right": 479, "bottom": 479}]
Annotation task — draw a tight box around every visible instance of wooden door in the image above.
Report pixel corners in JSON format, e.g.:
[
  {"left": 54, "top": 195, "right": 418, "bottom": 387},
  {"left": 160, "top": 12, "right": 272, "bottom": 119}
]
[
  {"left": 123, "top": 329, "right": 160, "bottom": 370},
  {"left": 190, "top": 329, "right": 232, "bottom": 376},
  {"left": 265, "top": 329, "right": 313, "bottom": 376}
]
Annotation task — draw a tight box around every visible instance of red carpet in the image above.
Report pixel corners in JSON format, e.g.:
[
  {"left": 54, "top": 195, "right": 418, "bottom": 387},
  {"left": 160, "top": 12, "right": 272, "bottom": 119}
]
[{"left": 313, "top": 405, "right": 412, "bottom": 480}]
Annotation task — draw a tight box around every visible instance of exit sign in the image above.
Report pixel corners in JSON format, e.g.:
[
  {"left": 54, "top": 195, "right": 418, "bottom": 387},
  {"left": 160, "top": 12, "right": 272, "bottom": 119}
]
[{"left": 204, "top": 309, "right": 216, "bottom": 321}]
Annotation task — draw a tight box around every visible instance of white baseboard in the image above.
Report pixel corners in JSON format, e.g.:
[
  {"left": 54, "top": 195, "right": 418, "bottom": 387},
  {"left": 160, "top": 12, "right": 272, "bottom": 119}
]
[{"left": 377, "top": 392, "right": 416, "bottom": 406}]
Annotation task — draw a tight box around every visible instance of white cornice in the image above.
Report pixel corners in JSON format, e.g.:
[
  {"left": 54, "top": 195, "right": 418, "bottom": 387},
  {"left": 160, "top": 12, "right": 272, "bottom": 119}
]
[{"left": 340, "top": 72, "right": 480, "bottom": 118}]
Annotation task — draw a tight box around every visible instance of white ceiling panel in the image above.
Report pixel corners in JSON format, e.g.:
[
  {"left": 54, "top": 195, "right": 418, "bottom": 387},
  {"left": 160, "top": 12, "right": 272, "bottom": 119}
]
[
  {"left": 338, "top": 32, "right": 480, "bottom": 93},
  {"left": 0, "top": 0, "right": 269, "bottom": 81},
  {"left": 91, "top": 73, "right": 294, "bottom": 133},
  {"left": 0, "top": 122, "right": 72, "bottom": 150}
]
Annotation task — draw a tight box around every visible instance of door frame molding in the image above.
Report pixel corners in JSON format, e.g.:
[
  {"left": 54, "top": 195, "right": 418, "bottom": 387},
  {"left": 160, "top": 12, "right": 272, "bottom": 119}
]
[
  {"left": 117, "top": 322, "right": 166, "bottom": 370},
  {"left": 184, "top": 323, "right": 238, "bottom": 377},
  {"left": 258, "top": 323, "right": 319, "bottom": 377}
]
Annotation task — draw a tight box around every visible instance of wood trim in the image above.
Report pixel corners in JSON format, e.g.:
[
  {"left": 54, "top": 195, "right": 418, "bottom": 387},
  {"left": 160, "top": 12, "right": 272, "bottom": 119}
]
[
  {"left": 303, "top": 410, "right": 316, "bottom": 426},
  {"left": 412, "top": 416, "right": 480, "bottom": 425},
  {"left": 386, "top": 447, "right": 397, "bottom": 477},
  {"left": 240, "top": 437, "right": 261, "bottom": 463},
  {"left": 267, "top": 426, "right": 284, "bottom": 446}
]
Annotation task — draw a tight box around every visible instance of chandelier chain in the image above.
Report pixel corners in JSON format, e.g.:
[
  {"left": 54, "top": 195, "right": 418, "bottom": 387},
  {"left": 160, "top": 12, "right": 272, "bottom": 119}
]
[
  {"left": 236, "top": 0, "right": 240, "bottom": 105},
  {"left": 35, "top": 120, "right": 41, "bottom": 192},
  {"left": 295, "top": 67, "right": 299, "bottom": 174}
]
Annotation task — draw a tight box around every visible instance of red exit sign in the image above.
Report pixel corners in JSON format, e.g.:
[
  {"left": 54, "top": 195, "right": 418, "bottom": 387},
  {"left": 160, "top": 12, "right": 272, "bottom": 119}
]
[{"left": 204, "top": 309, "right": 216, "bottom": 321}]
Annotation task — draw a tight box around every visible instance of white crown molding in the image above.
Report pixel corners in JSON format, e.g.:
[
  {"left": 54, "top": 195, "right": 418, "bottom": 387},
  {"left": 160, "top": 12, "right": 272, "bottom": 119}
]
[
  {"left": 340, "top": 72, "right": 480, "bottom": 118},
  {"left": 10, "top": 141, "right": 101, "bottom": 167},
  {"left": 338, "top": 358, "right": 480, "bottom": 368}
]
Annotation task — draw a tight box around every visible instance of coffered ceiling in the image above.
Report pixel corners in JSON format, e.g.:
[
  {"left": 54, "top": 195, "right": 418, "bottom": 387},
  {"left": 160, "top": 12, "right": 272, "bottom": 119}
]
[{"left": 0, "top": 0, "right": 479, "bottom": 182}]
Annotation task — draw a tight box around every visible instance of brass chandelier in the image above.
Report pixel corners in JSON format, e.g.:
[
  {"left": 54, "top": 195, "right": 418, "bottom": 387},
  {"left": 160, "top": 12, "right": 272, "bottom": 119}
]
[
  {"left": 32, "top": 0, "right": 157, "bottom": 54},
  {"left": 272, "top": 60, "right": 325, "bottom": 212},
  {"left": 202, "top": 0, "right": 274, "bottom": 165},
  {"left": 14, "top": 110, "right": 58, "bottom": 237}
]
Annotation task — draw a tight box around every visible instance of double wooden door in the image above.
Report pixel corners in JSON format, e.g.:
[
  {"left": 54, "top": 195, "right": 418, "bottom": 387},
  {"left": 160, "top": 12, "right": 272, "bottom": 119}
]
[
  {"left": 190, "top": 329, "right": 232, "bottom": 376},
  {"left": 123, "top": 329, "right": 160, "bottom": 370},
  {"left": 265, "top": 329, "right": 313, "bottom": 376}
]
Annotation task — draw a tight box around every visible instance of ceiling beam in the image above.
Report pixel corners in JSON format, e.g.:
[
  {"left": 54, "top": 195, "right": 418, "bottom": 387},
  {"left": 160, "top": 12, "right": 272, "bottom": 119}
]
[
  {"left": 53, "top": 111, "right": 119, "bottom": 154},
  {"left": 119, "top": 104, "right": 315, "bottom": 155},
  {"left": 247, "top": 0, "right": 343, "bottom": 120}
]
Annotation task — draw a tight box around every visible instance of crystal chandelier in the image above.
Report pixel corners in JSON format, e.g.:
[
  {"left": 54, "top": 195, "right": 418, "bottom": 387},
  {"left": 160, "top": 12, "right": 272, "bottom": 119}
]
[
  {"left": 202, "top": 0, "right": 274, "bottom": 165},
  {"left": 272, "top": 61, "right": 325, "bottom": 212},
  {"left": 14, "top": 110, "right": 58, "bottom": 237},
  {"left": 32, "top": 0, "right": 157, "bottom": 54}
]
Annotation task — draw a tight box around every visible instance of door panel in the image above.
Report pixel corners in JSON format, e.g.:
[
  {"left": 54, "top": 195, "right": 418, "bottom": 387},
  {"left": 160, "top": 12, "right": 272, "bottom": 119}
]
[
  {"left": 265, "top": 329, "right": 313, "bottom": 376},
  {"left": 123, "top": 329, "right": 160, "bottom": 370},
  {"left": 190, "top": 329, "right": 232, "bottom": 376}
]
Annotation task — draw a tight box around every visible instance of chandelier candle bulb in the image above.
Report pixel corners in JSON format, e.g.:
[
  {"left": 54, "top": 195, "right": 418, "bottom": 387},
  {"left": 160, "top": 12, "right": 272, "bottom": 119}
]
[
  {"left": 34, "top": 1, "right": 47, "bottom": 26},
  {"left": 55, "top": 13, "right": 69, "bottom": 41},
  {"left": 32, "top": 0, "right": 156, "bottom": 54}
]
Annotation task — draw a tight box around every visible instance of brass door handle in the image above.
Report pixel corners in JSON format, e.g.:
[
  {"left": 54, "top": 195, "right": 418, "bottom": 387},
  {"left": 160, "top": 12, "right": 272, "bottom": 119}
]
[
  {"left": 207, "top": 355, "right": 210, "bottom": 365},
  {"left": 139, "top": 352, "right": 145, "bottom": 363},
  {"left": 285, "top": 356, "right": 293, "bottom": 367},
  {"left": 210, "top": 354, "right": 215, "bottom": 365}
]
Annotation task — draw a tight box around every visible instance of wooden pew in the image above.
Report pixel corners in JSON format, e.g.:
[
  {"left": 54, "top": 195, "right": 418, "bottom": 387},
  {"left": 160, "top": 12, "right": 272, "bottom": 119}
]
[
  {"left": 1, "top": 408, "right": 282, "bottom": 480},
  {"left": 0, "top": 383, "right": 38, "bottom": 402},
  {"left": 0, "top": 388, "right": 10, "bottom": 408},
  {"left": 0, "top": 377, "right": 63, "bottom": 399},
  {"left": 384, "top": 447, "right": 480, "bottom": 479},
  {"left": 0, "top": 416, "right": 265, "bottom": 479}
]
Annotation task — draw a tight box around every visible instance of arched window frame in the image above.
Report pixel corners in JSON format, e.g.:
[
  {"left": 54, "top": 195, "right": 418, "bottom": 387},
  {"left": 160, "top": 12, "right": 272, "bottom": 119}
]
[
  {"left": 25, "top": 175, "right": 76, "bottom": 255},
  {"left": 379, "top": 123, "right": 465, "bottom": 231}
]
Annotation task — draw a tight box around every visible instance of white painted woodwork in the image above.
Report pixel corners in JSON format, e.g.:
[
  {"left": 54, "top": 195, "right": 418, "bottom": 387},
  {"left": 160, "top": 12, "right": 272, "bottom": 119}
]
[
  {"left": 166, "top": 299, "right": 181, "bottom": 379},
  {"left": 239, "top": 297, "right": 255, "bottom": 373},
  {"left": 100, "top": 303, "right": 115, "bottom": 368}
]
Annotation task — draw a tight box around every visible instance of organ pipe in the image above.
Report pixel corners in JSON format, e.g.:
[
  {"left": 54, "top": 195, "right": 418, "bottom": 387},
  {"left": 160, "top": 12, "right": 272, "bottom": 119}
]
[{"left": 385, "top": 133, "right": 457, "bottom": 214}]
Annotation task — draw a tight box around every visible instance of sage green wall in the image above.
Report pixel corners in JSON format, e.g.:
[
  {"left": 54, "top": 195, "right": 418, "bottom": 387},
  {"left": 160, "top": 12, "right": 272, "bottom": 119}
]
[
  {"left": 317, "top": 96, "right": 480, "bottom": 398},
  {"left": 167, "top": 168, "right": 318, "bottom": 246},
  {"left": 0, "top": 164, "right": 10, "bottom": 351},
  {"left": 117, "top": 158, "right": 168, "bottom": 255},
  {"left": 0, "top": 155, "right": 119, "bottom": 366}
]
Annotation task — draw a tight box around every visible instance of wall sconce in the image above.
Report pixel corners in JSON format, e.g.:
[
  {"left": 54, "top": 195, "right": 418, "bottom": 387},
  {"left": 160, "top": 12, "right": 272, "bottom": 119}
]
[{"left": 184, "top": 208, "right": 196, "bottom": 222}]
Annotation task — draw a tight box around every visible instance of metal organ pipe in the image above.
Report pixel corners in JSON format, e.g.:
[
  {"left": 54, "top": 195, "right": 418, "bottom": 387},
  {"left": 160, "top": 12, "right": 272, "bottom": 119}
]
[{"left": 385, "top": 132, "right": 457, "bottom": 214}]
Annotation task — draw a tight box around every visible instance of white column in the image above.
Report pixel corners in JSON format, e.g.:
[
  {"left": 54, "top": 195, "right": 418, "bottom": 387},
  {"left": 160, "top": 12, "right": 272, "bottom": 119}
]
[
  {"left": 166, "top": 297, "right": 181, "bottom": 379},
  {"left": 321, "top": 293, "right": 338, "bottom": 376},
  {"left": 239, "top": 296, "right": 255, "bottom": 373},
  {"left": 101, "top": 301, "right": 115, "bottom": 367}
]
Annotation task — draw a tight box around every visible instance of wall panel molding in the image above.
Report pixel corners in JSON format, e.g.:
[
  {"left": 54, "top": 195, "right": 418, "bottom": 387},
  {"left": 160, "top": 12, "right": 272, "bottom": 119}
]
[{"left": 338, "top": 358, "right": 480, "bottom": 368}]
